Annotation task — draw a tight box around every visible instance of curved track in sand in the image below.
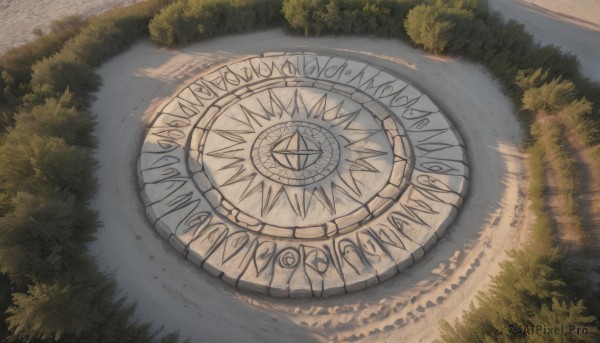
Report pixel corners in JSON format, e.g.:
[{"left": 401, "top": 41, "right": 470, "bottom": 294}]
[{"left": 89, "top": 31, "right": 526, "bottom": 342}]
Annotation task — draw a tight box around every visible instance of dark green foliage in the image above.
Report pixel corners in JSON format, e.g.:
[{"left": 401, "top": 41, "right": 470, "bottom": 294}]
[
  {"left": 439, "top": 248, "right": 598, "bottom": 342},
  {"left": 6, "top": 265, "right": 174, "bottom": 343},
  {"left": 0, "top": 191, "right": 87, "bottom": 286},
  {"left": 0, "top": 18, "right": 84, "bottom": 101},
  {"left": 0, "top": 1, "right": 181, "bottom": 341},
  {"left": 0, "top": 135, "right": 96, "bottom": 196},
  {"left": 283, "top": 0, "right": 324, "bottom": 36},
  {"left": 30, "top": 54, "right": 100, "bottom": 108},
  {"left": 8, "top": 278, "right": 98, "bottom": 340},
  {"left": 404, "top": 4, "right": 454, "bottom": 53},
  {"left": 522, "top": 78, "right": 577, "bottom": 114},
  {"left": 149, "top": 0, "right": 283, "bottom": 47},
  {"left": 60, "top": 0, "right": 169, "bottom": 68},
  {"left": 10, "top": 93, "right": 96, "bottom": 148},
  {"left": 25, "top": 0, "right": 170, "bottom": 109},
  {"left": 282, "top": 0, "right": 418, "bottom": 37},
  {"left": 0, "top": 273, "right": 11, "bottom": 337},
  {"left": 0, "top": 0, "right": 598, "bottom": 341}
]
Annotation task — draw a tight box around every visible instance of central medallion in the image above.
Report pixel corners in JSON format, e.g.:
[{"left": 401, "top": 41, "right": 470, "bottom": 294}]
[
  {"left": 199, "top": 87, "right": 400, "bottom": 234},
  {"left": 272, "top": 128, "right": 322, "bottom": 171},
  {"left": 252, "top": 121, "right": 339, "bottom": 186}
]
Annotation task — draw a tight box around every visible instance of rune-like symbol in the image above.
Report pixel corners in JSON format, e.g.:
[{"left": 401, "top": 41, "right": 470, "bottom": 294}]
[{"left": 271, "top": 130, "right": 323, "bottom": 171}]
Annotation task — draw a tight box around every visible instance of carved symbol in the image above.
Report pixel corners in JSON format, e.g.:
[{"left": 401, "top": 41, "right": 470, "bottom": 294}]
[
  {"left": 271, "top": 130, "right": 323, "bottom": 171},
  {"left": 254, "top": 241, "right": 276, "bottom": 277},
  {"left": 305, "top": 248, "right": 329, "bottom": 274},
  {"left": 277, "top": 248, "right": 299, "bottom": 269}
]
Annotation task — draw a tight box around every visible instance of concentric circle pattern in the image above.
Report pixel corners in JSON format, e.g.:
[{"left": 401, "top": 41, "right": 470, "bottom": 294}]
[{"left": 138, "top": 52, "right": 469, "bottom": 297}]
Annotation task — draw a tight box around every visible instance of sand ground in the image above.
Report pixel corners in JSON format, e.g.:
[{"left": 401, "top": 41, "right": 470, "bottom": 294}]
[{"left": 0, "top": 1, "right": 598, "bottom": 342}]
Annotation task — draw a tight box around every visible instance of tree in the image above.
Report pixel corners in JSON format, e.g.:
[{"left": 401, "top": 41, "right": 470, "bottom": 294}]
[
  {"left": 530, "top": 299, "right": 598, "bottom": 343},
  {"left": 522, "top": 78, "right": 577, "bottom": 114},
  {"left": 316, "top": 0, "right": 342, "bottom": 33},
  {"left": 148, "top": 2, "right": 190, "bottom": 46},
  {"left": 515, "top": 68, "right": 550, "bottom": 91},
  {"left": 8, "top": 281, "right": 98, "bottom": 341},
  {"left": 30, "top": 53, "right": 100, "bottom": 107},
  {"left": 404, "top": 4, "right": 454, "bottom": 54},
  {"left": 0, "top": 134, "right": 96, "bottom": 196},
  {"left": 12, "top": 92, "right": 96, "bottom": 147},
  {"left": 0, "top": 191, "right": 86, "bottom": 286},
  {"left": 283, "top": 0, "right": 324, "bottom": 36}
]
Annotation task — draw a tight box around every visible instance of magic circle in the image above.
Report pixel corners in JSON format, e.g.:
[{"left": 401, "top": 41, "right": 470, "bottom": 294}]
[{"left": 138, "top": 52, "right": 469, "bottom": 297}]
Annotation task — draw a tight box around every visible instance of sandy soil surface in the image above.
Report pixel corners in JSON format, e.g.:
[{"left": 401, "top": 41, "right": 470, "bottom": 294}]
[
  {"left": 490, "top": 0, "right": 600, "bottom": 81},
  {"left": 88, "top": 30, "right": 526, "bottom": 342},
  {"left": 0, "top": 0, "right": 133, "bottom": 54}
]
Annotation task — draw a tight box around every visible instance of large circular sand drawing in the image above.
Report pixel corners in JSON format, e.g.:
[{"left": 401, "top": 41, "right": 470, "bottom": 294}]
[{"left": 138, "top": 52, "right": 468, "bottom": 297}]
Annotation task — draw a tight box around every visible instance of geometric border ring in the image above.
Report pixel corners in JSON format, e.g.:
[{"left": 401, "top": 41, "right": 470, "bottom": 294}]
[{"left": 138, "top": 52, "right": 469, "bottom": 298}]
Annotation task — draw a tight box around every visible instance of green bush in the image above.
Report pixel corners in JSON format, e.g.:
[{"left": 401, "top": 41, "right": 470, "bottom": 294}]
[
  {"left": 0, "top": 134, "right": 96, "bottom": 196},
  {"left": 439, "top": 248, "right": 598, "bottom": 343},
  {"left": 283, "top": 0, "right": 325, "bottom": 36},
  {"left": 8, "top": 281, "right": 99, "bottom": 340},
  {"left": 0, "top": 18, "right": 84, "bottom": 99},
  {"left": 30, "top": 54, "right": 100, "bottom": 107},
  {"left": 282, "top": 0, "right": 417, "bottom": 37},
  {"left": 522, "top": 78, "right": 577, "bottom": 114},
  {"left": 0, "top": 1, "right": 182, "bottom": 341},
  {"left": 150, "top": 0, "right": 283, "bottom": 47},
  {"left": 26, "top": 0, "right": 172, "bottom": 108},
  {"left": 12, "top": 93, "right": 96, "bottom": 147},
  {"left": 404, "top": 4, "right": 453, "bottom": 53},
  {"left": 0, "top": 191, "right": 87, "bottom": 287},
  {"left": 61, "top": 0, "right": 168, "bottom": 68}
]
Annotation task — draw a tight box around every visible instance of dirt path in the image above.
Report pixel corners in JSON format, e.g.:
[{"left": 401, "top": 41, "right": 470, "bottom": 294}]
[{"left": 564, "top": 134, "right": 600, "bottom": 268}]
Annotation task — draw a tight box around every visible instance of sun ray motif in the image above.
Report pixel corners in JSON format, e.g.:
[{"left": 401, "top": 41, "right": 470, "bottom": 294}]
[{"left": 202, "top": 87, "right": 394, "bottom": 227}]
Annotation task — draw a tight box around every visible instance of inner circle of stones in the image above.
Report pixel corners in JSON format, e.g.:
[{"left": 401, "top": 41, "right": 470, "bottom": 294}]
[
  {"left": 138, "top": 53, "right": 469, "bottom": 298},
  {"left": 251, "top": 121, "right": 340, "bottom": 186},
  {"left": 195, "top": 82, "right": 406, "bottom": 237}
]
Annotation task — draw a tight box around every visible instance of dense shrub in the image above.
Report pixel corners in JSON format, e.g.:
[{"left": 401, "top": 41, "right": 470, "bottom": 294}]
[
  {"left": 149, "top": 0, "right": 283, "bottom": 47},
  {"left": 0, "top": 17, "right": 84, "bottom": 101},
  {"left": 283, "top": 0, "right": 323, "bottom": 36},
  {"left": 61, "top": 0, "right": 170, "bottom": 68},
  {"left": 26, "top": 0, "right": 172, "bottom": 109},
  {"left": 30, "top": 54, "right": 100, "bottom": 107},
  {"left": 522, "top": 78, "right": 577, "bottom": 114},
  {"left": 282, "top": 0, "right": 418, "bottom": 37},
  {"left": 440, "top": 250, "right": 598, "bottom": 342},
  {"left": 0, "top": 1, "right": 182, "bottom": 341},
  {"left": 10, "top": 94, "right": 96, "bottom": 148},
  {"left": 404, "top": 4, "right": 454, "bottom": 53},
  {"left": 0, "top": 190, "right": 88, "bottom": 287}
]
